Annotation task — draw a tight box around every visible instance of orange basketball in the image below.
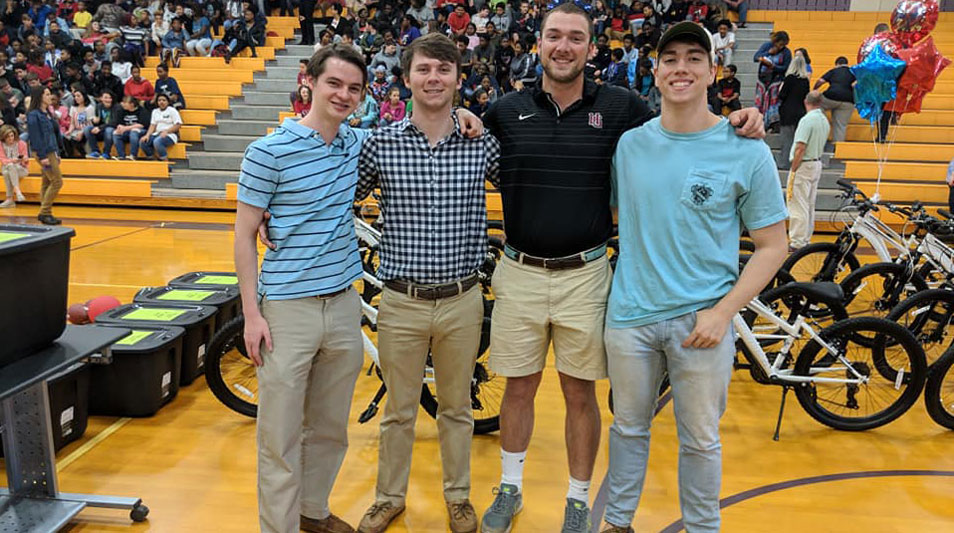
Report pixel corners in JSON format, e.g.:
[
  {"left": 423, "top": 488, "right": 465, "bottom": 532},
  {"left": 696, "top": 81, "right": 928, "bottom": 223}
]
[
  {"left": 67, "top": 303, "right": 90, "bottom": 324},
  {"left": 86, "top": 296, "right": 123, "bottom": 322}
]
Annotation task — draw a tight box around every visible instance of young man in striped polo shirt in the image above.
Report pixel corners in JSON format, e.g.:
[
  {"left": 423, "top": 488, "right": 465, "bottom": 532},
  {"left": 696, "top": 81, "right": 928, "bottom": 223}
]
[{"left": 235, "top": 44, "right": 368, "bottom": 533}]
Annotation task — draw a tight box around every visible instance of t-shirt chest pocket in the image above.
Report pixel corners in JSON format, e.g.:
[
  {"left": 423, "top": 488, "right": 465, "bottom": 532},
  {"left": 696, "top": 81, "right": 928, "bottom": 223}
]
[{"left": 680, "top": 169, "right": 728, "bottom": 212}]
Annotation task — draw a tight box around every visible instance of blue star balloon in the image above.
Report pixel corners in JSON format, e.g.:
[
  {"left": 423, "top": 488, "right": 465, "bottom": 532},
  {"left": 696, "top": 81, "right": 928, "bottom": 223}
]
[{"left": 850, "top": 44, "right": 907, "bottom": 122}]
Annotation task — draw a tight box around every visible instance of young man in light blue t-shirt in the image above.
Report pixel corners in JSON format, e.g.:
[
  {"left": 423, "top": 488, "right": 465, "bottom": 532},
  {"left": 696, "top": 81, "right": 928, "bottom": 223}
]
[{"left": 601, "top": 23, "right": 789, "bottom": 533}]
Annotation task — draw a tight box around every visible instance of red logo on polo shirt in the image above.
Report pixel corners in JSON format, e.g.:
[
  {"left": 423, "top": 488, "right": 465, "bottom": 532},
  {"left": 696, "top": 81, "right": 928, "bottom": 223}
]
[{"left": 588, "top": 112, "right": 603, "bottom": 129}]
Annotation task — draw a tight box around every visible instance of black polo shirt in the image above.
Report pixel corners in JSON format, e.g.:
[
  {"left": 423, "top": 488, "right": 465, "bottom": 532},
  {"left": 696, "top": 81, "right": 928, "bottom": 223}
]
[{"left": 483, "top": 79, "right": 653, "bottom": 258}]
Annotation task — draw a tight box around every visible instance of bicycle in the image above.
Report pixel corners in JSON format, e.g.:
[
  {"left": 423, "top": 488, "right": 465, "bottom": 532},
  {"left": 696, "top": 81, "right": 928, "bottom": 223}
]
[
  {"left": 924, "top": 342, "right": 954, "bottom": 430},
  {"left": 205, "top": 213, "right": 507, "bottom": 435}
]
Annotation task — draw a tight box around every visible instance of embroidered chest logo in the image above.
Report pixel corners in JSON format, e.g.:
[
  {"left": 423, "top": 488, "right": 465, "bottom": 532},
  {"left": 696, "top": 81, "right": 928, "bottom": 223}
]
[
  {"left": 690, "top": 183, "right": 714, "bottom": 206},
  {"left": 588, "top": 112, "right": 603, "bottom": 129}
]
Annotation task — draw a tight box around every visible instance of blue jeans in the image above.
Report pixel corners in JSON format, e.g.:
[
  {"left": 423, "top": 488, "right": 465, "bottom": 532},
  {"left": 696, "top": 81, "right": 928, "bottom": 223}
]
[
  {"left": 113, "top": 129, "right": 143, "bottom": 157},
  {"left": 729, "top": 1, "right": 748, "bottom": 24},
  {"left": 140, "top": 134, "right": 176, "bottom": 159},
  {"left": 84, "top": 125, "right": 114, "bottom": 155},
  {"left": 604, "top": 312, "right": 735, "bottom": 532}
]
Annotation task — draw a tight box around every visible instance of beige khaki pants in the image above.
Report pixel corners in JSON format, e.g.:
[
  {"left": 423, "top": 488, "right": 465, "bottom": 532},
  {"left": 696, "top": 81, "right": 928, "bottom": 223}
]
[
  {"left": 787, "top": 160, "right": 824, "bottom": 248},
  {"left": 821, "top": 96, "right": 854, "bottom": 143},
  {"left": 375, "top": 283, "right": 483, "bottom": 505},
  {"left": 38, "top": 154, "right": 63, "bottom": 216},
  {"left": 256, "top": 289, "right": 363, "bottom": 533}
]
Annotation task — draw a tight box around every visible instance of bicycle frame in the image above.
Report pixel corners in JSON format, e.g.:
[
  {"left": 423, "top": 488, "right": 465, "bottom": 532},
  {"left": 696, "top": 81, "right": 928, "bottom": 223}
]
[
  {"left": 734, "top": 299, "right": 871, "bottom": 386},
  {"left": 847, "top": 210, "right": 915, "bottom": 264}
]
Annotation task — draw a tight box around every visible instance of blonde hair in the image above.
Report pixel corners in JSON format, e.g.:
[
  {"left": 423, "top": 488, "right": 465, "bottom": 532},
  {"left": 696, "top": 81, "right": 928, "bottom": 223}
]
[
  {"left": 0, "top": 124, "right": 18, "bottom": 143},
  {"left": 786, "top": 54, "right": 809, "bottom": 79}
]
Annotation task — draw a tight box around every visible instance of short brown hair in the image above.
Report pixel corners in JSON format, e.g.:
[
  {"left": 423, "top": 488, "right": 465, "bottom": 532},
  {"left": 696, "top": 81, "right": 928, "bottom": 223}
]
[
  {"left": 400, "top": 33, "right": 462, "bottom": 77},
  {"left": 306, "top": 43, "right": 368, "bottom": 86},
  {"left": 541, "top": 2, "right": 593, "bottom": 40}
]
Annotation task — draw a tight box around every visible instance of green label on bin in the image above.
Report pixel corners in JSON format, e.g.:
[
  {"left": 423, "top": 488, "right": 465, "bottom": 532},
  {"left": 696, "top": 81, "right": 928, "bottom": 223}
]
[
  {"left": 122, "top": 308, "right": 187, "bottom": 322},
  {"left": 157, "top": 289, "right": 215, "bottom": 302},
  {"left": 195, "top": 275, "right": 238, "bottom": 285},
  {"left": 0, "top": 231, "right": 30, "bottom": 244},
  {"left": 116, "top": 330, "right": 154, "bottom": 346}
]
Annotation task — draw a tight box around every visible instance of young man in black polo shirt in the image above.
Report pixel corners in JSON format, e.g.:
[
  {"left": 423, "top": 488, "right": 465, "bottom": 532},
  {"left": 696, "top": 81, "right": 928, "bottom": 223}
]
[{"left": 479, "top": 4, "right": 764, "bottom": 532}]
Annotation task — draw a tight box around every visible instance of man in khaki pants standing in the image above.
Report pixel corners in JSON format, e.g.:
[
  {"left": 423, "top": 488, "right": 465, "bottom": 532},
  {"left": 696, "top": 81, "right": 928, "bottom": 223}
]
[
  {"left": 354, "top": 33, "right": 500, "bottom": 533},
  {"left": 787, "top": 90, "right": 830, "bottom": 250},
  {"left": 234, "top": 44, "right": 370, "bottom": 533}
]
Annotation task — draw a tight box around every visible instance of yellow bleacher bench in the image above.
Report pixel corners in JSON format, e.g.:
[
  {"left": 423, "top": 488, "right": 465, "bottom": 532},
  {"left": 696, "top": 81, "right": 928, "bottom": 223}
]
[{"left": 27, "top": 158, "right": 171, "bottom": 178}]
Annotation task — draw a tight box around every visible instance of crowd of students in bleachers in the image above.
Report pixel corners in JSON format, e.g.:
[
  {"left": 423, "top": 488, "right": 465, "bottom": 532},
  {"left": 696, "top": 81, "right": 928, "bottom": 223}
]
[
  {"left": 0, "top": 0, "right": 285, "bottom": 170},
  {"left": 289, "top": 0, "right": 750, "bottom": 124}
]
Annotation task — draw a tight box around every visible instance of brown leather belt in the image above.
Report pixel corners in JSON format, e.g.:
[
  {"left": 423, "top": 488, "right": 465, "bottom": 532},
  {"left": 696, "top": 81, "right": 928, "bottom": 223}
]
[
  {"left": 384, "top": 274, "right": 479, "bottom": 300},
  {"left": 316, "top": 287, "right": 349, "bottom": 299}
]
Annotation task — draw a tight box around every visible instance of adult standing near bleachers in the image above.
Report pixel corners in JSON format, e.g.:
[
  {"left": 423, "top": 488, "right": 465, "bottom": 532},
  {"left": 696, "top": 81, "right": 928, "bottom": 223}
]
[
  {"left": 753, "top": 30, "right": 791, "bottom": 132},
  {"left": 813, "top": 56, "right": 855, "bottom": 144},
  {"left": 724, "top": 0, "right": 747, "bottom": 28},
  {"left": 787, "top": 91, "right": 830, "bottom": 250},
  {"left": 777, "top": 53, "right": 810, "bottom": 170},
  {"left": 298, "top": 0, "right": 317, "bottom": 46},
  {"left": 26, "top": 85, "right": 64, "bottom": 225}
]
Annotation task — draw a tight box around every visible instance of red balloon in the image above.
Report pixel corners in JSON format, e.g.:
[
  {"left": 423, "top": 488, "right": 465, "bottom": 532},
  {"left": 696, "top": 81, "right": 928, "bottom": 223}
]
[
  {"left": 87, "top": 296, "right": 122, "bottom": 322},
  {"left": 885, "top": 36, "right": 951, "bottom": 114},
  {"left": 858, "top": 32, "right": 904, "bottom": 63},
  {"left": 890, "top": 0, "right": 939, "bottom": 46}
]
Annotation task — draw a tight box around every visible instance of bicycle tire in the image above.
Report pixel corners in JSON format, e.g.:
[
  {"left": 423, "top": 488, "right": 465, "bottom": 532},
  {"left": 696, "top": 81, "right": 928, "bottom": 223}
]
[
  {"left": 205, "top": 315, "right": 258, "bottom": 418},
  {"left": 419, "top": 314, "right": 501, "bottom": 435},
  {"left": 792, "top": 317, "right": 926, "bottom": 431},
  {"left": 782, "top": 242, "right": 860, "bottom": 284},
  {"left": 884, "top": 289, "right": 954, "bottom": 369},
  {"left": 839, "top": 262, "right": 928, "bottom": 319},
  {"left": 924, "top": 344, "right": 954, "bottom": 430}
]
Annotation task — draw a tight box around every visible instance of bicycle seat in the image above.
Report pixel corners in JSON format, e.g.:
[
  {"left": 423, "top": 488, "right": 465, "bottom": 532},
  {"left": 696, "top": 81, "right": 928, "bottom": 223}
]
[{"left": 786, "top": 282, "right": 845, "bottom": 308}]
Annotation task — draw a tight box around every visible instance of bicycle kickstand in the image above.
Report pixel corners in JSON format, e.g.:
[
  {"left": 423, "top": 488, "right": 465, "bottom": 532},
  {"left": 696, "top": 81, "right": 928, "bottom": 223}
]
[{"left": 773, "top": 386, "right": 790, "bottom": 442}]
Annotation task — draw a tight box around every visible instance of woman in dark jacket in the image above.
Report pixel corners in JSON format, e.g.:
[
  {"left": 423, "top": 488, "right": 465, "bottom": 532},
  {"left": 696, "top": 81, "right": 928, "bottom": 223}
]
[
  {"left": 777, "top": 54, "right": 811, "bottom": 170},
  {"left": 26, "top": 85, "right": 64, "bottom": 225}
]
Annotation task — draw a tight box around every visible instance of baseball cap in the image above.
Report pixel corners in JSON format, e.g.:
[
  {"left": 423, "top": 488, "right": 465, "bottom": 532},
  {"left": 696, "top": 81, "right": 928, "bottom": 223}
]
[{"left": 656, "top": 21, "right": 715, "bottom": 63}]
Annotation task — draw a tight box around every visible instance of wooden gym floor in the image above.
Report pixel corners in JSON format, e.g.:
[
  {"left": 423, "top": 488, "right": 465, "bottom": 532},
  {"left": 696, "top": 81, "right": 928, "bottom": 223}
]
[{"left": 2, "top": 204, "right": 954, "bottom": 532}]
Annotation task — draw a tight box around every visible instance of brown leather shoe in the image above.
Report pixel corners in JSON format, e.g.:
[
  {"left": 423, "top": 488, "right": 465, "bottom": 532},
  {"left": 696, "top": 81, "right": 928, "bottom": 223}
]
[
  {"left": 447, "top": 500, "right": 478, "bottom": 533},
  {"left": 300, "top": 513, "right": 355, "bottom": 533},
  {"left": 357, "top": 501, "right": 405, "bottom": 533},
  {"left": 600, "top": 524, "right": 634, "bottom": 533}
]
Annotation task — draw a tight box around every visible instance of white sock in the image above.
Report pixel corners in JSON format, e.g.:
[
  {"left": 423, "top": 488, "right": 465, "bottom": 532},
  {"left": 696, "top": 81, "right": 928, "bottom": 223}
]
[
  {"left": 567, "top": 476, "right": 590, "bottom": 503},
  {"left": 500, "top": 449, "right": 527, "bottom": 491}
]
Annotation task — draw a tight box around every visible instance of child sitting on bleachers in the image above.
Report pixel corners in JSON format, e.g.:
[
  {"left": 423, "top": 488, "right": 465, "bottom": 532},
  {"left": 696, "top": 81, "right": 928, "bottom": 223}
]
[
  {"left": 112, "top": 96, "right": 149, "bottom": 160},
  {"left": 379, "top": 86, "right": 406, "bottom": 127},
  {"left": 0, "top": 124, "right": 27, "bottom": 207},
  {"left": 292, "top": 84, "right": 311, "bottom": 117}
]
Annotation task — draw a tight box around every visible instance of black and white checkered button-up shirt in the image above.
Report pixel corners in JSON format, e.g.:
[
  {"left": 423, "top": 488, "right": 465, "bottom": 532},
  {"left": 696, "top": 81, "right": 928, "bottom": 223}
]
[{"left": 356, "top": 115, "right": 501, "bottom": 284}]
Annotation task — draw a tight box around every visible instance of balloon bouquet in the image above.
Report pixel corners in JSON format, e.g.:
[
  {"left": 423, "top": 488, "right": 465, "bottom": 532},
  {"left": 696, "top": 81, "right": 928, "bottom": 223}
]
[{"left": 851, "top": 0, "right": 950, "bottom": 200}]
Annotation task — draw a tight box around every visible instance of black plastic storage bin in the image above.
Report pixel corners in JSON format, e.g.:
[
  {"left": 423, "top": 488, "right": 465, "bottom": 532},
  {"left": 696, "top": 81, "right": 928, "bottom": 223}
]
[
  {"left": 88, "top": 325, "right": 185, "bottom": 416},
  {"left": 1, "top": 362, "right": 90, "bottom": 456},
  {"left": 0, "top": 224, "right": 75, "bottom": 367},
  {"left": 134, "top": 285, "right": 241, "bottom": 332},
  {"left": 93, "top": 304, "right": 217, "bottom": 386},
  {"left": 168, "top": 271, "right": 239, "bottom": 290}
]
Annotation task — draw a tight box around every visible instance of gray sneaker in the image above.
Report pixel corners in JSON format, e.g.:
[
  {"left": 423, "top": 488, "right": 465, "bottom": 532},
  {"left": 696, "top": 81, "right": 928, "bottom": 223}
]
[
  {"left": 480, "top": 483, "right": 522, "bottom": 533},
  {"left": 561, "top": 498, "right": 591, "bottom": 533}
]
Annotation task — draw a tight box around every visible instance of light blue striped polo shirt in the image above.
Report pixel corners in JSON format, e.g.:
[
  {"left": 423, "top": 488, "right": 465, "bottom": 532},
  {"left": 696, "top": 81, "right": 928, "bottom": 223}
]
[{"left": 238, "top": 118, "right": 369, "bottom": 300}]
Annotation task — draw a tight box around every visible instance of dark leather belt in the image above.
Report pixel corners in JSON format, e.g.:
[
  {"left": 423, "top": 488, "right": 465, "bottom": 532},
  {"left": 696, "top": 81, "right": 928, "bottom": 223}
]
[
  {"left": 503, "top": 243, "right": 607, "bottom": 271},
  {"left": 316, "top": 287, "right": 349, "bottom": 299},
  {"left": 384, "top": 274, "right": 479, "bottom": 300}
]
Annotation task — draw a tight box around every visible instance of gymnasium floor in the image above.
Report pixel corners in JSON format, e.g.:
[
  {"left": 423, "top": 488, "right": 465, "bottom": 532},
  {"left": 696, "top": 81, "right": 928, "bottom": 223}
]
[{"left": 3, "top": 204, "right": 954, "bottom": 532}]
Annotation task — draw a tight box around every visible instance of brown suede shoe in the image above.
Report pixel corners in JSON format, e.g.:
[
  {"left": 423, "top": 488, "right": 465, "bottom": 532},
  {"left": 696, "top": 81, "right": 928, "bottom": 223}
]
[
  {"left": 300, "top": 513, "right": 355, "bottom": 533},
  {"left": 447, "top": 499, "right": 478, "bottom": 533},
  {"left": 357, "top": 501, "right": 405, "bottom": 533}
]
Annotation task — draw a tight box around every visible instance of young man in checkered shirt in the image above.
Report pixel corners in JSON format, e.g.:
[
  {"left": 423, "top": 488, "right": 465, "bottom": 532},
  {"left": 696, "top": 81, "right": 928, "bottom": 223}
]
[{"left": 353, "top": 33, "right": 501, "bottom": 533}]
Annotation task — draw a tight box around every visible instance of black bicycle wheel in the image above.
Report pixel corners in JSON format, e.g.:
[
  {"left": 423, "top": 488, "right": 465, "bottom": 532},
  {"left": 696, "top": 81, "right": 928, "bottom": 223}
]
[
  {"left": 783, "top": 242, "right": 860, "bottom": 284},
  {"left": 885, "top": 289, "right": 954, "bottom": 369},
  {"left": 205, "top": 315, "right": 258, "bottom": 418},
  {"left": 793, "top": 317, "right": 926, "bottom": 431},
  {"left": 840, "top": 262, "right": 927, "bottom": 319},
  {"left": 924, "top": 344, "right": 954, "bottom": 430}
]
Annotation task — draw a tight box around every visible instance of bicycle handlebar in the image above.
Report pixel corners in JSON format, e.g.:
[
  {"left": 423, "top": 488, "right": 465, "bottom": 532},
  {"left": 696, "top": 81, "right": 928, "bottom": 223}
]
[{"left": 940, "top": 209, "right": 954, "bottom": 220}]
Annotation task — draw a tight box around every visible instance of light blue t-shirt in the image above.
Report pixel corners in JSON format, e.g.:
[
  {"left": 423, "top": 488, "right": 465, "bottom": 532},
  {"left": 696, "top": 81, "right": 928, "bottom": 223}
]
[{"left": 608, "top": 117, "right": 788, "bottom": 328}]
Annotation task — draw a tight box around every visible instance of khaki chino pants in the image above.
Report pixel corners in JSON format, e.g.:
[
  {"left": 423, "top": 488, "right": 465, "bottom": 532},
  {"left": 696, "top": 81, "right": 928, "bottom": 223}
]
[
  {"left": 38, "top": 154, "right": 63, "bottom": 216},
  {"left": 787, "top": 160, "right": 824, "bottom": 249},
  {"left": 375, "top": 284, "right": 484, "bottom": 505},
  {"left": 256, "top": 289, "right": 364, "bottom": 533}
]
